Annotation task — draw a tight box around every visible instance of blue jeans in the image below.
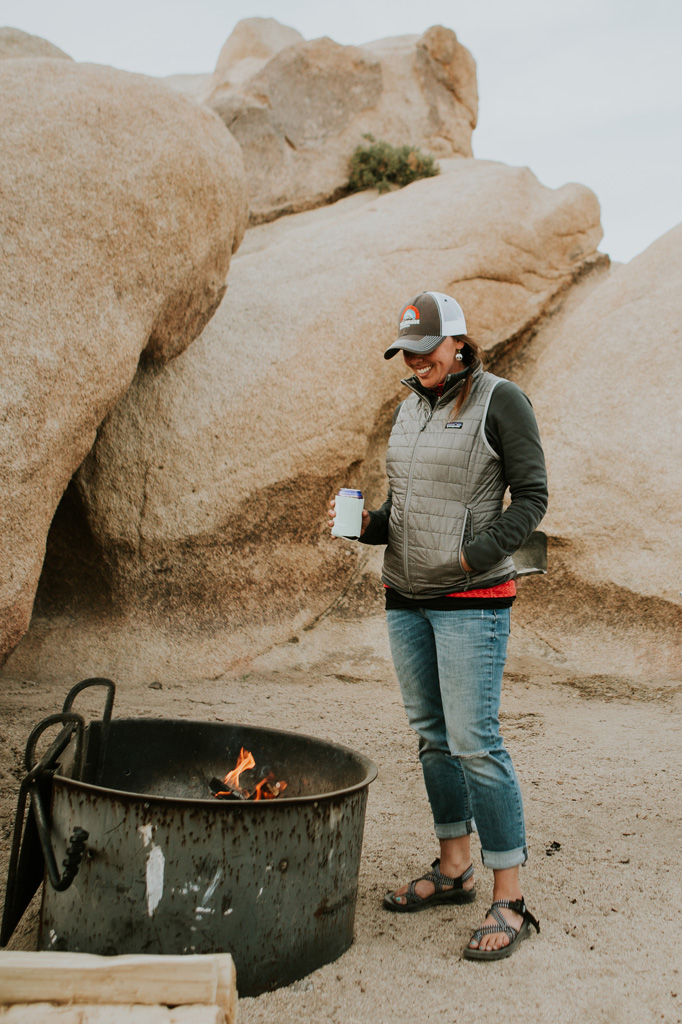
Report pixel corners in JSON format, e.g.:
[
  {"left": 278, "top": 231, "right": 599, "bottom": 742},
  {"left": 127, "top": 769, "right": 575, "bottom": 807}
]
[{"left": 386, "top": 606, "right": 528, "bottom": 870}]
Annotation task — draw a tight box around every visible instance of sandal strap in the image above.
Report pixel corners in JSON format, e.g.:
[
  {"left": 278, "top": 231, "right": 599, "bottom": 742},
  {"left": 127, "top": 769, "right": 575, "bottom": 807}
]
[
  {"left": 489, "top": 905, "right": 517, "bottom": 939},
  {"left": 423, "top": 858, "right": 474, "bottom": 892},
  {"left": 489, "top": 898, "right": 541, "bottom": 934},
  {"left": 392, "top": 859, "right": 475, "bottom": 904},
  {"left": 403, "top": 881, "right": 426, "bottom": 904},
  {"left": 468, "top": 897, "right": 541, "bottom": 948},
  {"left": 468, "top": 904, "right": 520, "bottom": 946},
  {"left": 469, "top": 921, "right": 515, "bottom": 943}
]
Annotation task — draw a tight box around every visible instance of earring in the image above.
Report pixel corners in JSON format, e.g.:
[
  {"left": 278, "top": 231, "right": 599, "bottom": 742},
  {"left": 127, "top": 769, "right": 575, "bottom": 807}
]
[{"left": 455, "top": 350, "right": 464, "bottom": 361}]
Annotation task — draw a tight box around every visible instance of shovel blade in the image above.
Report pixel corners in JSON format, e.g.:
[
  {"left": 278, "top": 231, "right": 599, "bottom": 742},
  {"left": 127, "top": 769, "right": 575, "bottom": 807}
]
[{"left": 513, "top": 530, "right": 547, "bottom": 576}]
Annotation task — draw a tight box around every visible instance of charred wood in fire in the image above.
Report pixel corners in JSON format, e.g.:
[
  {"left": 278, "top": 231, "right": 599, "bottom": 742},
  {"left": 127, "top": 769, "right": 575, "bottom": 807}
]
[
  {"left": 208, "top": 773, "right": 287, "bottom": 802},
  {"left": 256, "top": 773, "right": 287, "bottom": 799},
  {"left": 209, "top": 777, "right": 251, "bottom": 801}
]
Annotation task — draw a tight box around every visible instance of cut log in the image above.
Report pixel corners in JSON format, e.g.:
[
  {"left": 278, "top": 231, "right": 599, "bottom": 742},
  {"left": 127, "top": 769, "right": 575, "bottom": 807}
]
[
  {"left": 0, "top": 1004, "right": 225, "bottom": 1023},
  {"left": 0, "top": 952, "right": 236, "bottom": 1022}
]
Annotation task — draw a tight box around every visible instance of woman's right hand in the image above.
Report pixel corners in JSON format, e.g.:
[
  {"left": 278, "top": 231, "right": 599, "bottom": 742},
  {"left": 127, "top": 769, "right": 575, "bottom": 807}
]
[{"left": 327, "top": 497, "right": 370, "bottom": 537}]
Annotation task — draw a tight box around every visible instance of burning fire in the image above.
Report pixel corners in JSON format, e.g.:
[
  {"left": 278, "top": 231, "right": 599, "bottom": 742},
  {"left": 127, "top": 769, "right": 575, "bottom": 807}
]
[
  {"left": 211, "top": 747, "right": 287, "bottom": 801},
  {"left": 224, "top": 747, "right": 255, "bottom": 789}
]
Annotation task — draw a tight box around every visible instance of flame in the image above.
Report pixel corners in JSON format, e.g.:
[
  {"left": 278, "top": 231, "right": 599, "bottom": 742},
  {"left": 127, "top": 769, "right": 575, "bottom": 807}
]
[
  {"left": 223, "top": 747, "right": 255, "bottom": 790},
  {"left": 253, "top": 773, "right": 272, "bottom": 801},
  {"left": 213, "top": 748, "right": 288, "bottom": 800},
  {"left": 253, "top": 772, "right": 289, "bottom": 801}
]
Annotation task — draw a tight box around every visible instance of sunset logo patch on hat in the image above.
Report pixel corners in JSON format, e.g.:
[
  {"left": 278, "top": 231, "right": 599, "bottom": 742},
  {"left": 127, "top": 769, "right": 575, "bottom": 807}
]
[{"left": 399, "top": 305, "right": 421, "bottom": 331}]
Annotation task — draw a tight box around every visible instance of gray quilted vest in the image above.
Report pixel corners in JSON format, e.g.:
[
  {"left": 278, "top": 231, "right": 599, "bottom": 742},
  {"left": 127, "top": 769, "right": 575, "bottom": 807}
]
[{"left": 383, "top": 367, "right": 516, "bottom": 597}]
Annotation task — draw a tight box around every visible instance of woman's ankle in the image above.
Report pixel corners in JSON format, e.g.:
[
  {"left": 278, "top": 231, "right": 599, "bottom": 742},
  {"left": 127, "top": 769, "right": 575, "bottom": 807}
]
[
  {"left": 438, "top": 839, "right": 473, "bottom": 881},
  {"left": 491, "top": 866, "right": 522, "bottom": 902}
]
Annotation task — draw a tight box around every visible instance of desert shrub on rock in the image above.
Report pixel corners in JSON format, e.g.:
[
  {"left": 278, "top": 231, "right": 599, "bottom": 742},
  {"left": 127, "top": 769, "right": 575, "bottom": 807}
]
[
  {"left": 207, "top": 24, "right": 473, "bottom": 221},
  {"left": 348, "top": 134, "right": 439, "bottom": 193}
]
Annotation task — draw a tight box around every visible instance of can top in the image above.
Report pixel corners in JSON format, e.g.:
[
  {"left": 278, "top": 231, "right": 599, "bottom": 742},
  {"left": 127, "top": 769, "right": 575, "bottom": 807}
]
[{"left": 338, "top": 488, "right": 363, "bottom": 498}]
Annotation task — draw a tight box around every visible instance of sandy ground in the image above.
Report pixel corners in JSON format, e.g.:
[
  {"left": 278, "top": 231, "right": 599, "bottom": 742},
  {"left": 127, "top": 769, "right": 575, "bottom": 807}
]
[{"left": 1, "top": 610, "right": 681, "bottom": 1024}]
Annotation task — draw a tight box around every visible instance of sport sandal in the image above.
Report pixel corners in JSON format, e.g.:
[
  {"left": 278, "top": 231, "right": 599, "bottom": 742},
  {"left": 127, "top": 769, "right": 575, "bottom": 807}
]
[
  {"left": 463, "top": 897, "right": 540, "bottom": 960},
  {"left": 383, "top": 859, "right": 476, "bottom": 913}
]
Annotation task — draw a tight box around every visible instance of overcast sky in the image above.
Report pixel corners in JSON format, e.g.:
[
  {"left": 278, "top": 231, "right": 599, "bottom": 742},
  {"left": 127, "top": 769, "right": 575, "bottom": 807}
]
[{"left": 2, "top": 0, "right": 680, "bottom": 263}]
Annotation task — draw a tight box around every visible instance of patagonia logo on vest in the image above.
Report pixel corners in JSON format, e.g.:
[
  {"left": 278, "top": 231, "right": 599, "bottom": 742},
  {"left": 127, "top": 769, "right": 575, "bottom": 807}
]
[{"left": 445, "top": 421, "right": 463, "bottom": 429}]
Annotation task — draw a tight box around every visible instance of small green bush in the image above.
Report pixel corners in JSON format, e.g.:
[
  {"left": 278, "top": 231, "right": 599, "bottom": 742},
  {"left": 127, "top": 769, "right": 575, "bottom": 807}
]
[{"left": 347, "top": 134, "right": 440, "bottom": 194}]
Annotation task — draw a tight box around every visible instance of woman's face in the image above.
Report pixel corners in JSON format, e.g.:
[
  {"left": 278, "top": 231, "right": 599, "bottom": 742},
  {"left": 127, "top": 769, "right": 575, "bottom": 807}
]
[{"left": 402, "top": 336, "right": 465, "bottom": 388}]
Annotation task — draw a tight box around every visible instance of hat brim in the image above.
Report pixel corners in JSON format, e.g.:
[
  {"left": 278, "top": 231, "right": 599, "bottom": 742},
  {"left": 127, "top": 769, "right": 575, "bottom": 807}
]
[{"left": 383, "top": 334, "right": 445, "bottom": 360}]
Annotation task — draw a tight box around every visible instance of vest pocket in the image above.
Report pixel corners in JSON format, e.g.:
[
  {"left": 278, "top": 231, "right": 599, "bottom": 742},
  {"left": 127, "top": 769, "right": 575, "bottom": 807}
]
[{"left": 458, "top": 507, "right": 473, "bottom": 572}]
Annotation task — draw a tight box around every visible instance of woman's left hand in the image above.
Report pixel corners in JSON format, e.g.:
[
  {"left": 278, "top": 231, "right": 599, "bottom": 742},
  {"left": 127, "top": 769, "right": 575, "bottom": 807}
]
[{"left": 460, "top": 553, "right": 473, "bottom": 572}]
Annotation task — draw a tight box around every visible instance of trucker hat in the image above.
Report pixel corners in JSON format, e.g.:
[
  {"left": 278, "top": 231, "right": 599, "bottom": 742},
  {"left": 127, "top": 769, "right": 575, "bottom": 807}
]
[{"left": 384, "top": 291, "right": 467, "bottom": 359}]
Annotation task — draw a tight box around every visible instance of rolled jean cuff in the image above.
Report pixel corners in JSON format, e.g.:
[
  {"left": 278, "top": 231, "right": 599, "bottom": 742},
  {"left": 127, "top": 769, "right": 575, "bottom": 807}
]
[
  {"left": 434, "top": 819, "right": 474, "bottom": 840},
  {"left": 480, "top": 845, "right": 528, "bottom": 869}
]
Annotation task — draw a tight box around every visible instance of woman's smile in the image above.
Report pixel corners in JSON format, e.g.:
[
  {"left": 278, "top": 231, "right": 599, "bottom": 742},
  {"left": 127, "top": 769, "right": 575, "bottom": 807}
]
[{"left": 403, "top": 337, "right": 463, "bottom": 387}]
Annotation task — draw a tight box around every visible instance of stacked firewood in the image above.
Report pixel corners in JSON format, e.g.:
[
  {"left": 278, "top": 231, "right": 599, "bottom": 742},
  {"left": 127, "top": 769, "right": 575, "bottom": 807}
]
[{"left": 0, "top": 951, "right": 236, "bottom": 1023}]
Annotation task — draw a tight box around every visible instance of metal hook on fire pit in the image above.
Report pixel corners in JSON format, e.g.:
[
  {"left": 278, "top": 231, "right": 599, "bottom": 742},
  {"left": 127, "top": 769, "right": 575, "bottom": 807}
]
[
  {"left": 62, "top": 677, "right": 116, "bottom": 786},
  {"left": 25, "top": 711, "right": 85, "bottom": 779},
  {"left": 24, "top": 713, "right": 90, "bottom": 892},
  {"left": 1, "top": 712, "right": 91, "bottom": 947}
]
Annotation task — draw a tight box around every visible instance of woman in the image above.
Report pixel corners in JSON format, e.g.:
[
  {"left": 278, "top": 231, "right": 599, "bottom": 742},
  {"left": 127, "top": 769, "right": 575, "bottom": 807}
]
[{"left": 328, "top": 291, "right": 547, "bottom": 960}]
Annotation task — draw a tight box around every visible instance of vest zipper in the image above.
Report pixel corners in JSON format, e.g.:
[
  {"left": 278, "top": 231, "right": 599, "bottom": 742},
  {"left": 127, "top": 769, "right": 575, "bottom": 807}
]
[
  {"left": 402, "top": 400, "right": 434, "bottom": 593},
  {"left": 459, "top": 507, "right": 472, "bottom": 586}
]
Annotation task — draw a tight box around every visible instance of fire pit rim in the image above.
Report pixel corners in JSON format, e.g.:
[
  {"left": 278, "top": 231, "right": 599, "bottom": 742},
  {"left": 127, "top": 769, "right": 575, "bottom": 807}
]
[{"left": 55, "top": 716, "right": 378, "bottom": 807}]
